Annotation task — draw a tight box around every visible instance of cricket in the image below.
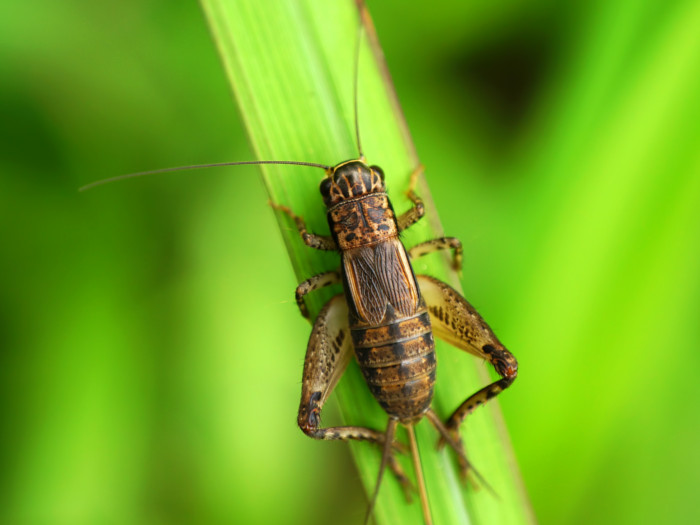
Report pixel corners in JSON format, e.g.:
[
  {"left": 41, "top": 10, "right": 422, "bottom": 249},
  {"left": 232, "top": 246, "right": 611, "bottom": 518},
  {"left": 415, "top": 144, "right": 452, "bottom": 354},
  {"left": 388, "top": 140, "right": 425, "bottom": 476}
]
[{"left": 81, "top": 9, "right": 518, "bottom": 525}]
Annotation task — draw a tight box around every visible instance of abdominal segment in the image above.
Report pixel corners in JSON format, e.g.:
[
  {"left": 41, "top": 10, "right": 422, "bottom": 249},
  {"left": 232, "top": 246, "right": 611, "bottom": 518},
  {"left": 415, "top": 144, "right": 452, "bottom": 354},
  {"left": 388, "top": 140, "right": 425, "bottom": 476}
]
[{"left": 351, "top": 309, "right": 436, "bottom": 423}]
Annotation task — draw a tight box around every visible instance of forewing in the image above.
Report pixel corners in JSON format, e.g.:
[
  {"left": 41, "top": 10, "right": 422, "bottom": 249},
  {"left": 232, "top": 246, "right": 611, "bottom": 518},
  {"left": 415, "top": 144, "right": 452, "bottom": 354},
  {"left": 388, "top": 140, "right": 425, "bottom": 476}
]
[
  {"left": 375, "top": 239, "right": 419, "bottom": 318},
  {"left": 344, "top": 241, "right": 419, "bottom": 325},
  {"left": 343, "top": 246, "right": 387, "bottom": 325}
]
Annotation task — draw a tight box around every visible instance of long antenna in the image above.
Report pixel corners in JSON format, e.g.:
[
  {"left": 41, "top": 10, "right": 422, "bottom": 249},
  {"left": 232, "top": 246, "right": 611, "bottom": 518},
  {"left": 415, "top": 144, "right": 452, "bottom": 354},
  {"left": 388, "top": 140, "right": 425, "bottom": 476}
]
[
  {"left": 79, "top": 160, "right": 332, "bottom": 192},
  {"left": 83, "top": 16, "right": 367, "bottom": 193},
  {"left": 353, "top": 19, "right": 364, "bottom": 159}
]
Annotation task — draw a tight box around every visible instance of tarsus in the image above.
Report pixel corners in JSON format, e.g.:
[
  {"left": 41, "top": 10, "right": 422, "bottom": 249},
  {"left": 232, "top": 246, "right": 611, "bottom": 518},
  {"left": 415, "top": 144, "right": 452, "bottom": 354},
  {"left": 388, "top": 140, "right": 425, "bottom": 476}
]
[{"left": 364, "top": 417, "right": 399, "bottom": 525}]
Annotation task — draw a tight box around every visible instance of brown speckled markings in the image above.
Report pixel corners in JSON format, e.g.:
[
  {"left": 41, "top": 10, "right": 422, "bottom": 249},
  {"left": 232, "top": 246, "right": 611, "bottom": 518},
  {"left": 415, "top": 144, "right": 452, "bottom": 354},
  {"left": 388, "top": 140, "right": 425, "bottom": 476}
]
[{"left": 329, "top": 193, "right": 398, "bottom": 250}]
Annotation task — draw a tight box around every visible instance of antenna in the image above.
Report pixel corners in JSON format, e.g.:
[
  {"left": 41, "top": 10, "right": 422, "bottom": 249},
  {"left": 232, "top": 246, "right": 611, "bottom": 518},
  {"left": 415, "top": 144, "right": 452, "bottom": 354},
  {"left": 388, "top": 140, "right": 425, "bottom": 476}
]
[
  {"left": 353, "top": 20, "right": 364, "bottom": 160},
  {"left": 79, "top": 160, "right": 332, "bottom": 192},
  {"left": 81, "top": 20, "right": 367, "bottom": 193}
]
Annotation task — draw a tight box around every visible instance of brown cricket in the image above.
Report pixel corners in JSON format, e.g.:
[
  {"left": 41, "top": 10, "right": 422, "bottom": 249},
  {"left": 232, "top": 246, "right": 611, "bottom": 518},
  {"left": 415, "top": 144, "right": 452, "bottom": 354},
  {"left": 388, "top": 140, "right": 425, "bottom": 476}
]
[
  {"left": 79, "top": 17, "right": 518, "bottom": 525},
  {"left": 277, "top": 155, "right": 517, "bottom": 525}
]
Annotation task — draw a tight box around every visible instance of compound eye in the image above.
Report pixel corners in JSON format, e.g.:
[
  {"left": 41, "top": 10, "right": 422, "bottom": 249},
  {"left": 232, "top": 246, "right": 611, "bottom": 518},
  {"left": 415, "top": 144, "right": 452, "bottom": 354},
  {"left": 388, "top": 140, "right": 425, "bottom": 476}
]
[
  {"left": 370, "top": 165, "right": 385, "bottom": 180},
  {"left": 320, "top": 177, "right": 332, "bottom": 197}
]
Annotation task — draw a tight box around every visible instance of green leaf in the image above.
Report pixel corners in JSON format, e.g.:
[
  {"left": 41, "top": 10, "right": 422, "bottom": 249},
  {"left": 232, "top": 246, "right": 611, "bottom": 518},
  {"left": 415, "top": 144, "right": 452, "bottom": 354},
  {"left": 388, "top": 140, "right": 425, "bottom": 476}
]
[{"left": 199, "top": 0, "right": 534, "bottom": 523}]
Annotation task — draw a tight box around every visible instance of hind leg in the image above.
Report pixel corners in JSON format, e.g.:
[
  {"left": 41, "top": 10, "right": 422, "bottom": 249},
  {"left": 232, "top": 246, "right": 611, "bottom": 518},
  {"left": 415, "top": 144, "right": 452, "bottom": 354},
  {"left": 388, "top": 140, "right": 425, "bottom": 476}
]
[
  {"left": 298, "top": 295, "right": 410, "bottom": 491},
  {"left": 418, "top": 275, "right": 518, "bottom": 480}
]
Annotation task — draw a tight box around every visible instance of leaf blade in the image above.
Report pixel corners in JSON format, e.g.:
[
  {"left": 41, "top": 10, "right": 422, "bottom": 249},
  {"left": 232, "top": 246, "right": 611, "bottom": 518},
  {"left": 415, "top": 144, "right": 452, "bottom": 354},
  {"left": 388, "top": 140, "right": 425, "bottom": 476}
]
[{"left": 199, "top": 1, "right": 534, "bottom": 523}]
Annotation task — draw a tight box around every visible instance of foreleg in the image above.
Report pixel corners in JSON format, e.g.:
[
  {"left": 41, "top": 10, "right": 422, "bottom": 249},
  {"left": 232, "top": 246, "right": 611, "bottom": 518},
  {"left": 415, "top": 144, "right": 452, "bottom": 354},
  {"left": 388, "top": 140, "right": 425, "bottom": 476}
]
[
  {"left": 396, "top": 165, "right": 425, "bottom": 232},
  {"left": 270, "top": 202, "right": 336, "bottom": 251}
]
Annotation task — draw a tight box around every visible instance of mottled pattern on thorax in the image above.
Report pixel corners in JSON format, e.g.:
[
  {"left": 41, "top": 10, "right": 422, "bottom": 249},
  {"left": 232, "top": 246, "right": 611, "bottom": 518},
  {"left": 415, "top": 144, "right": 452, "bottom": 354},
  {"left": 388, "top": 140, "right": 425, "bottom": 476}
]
[{"left": 328, "top": 194, "right": 397, "bottom": 251}]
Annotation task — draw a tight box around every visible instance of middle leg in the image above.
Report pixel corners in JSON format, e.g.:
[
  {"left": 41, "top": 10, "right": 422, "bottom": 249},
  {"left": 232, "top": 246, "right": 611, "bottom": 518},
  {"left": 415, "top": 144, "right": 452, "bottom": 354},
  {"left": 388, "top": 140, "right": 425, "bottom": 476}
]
[
  {"left": 295, "top": 270, "right": 341, "bottom": 319},
  {"left": 408, "top": 237, "right": 463, "bottom": 272}
]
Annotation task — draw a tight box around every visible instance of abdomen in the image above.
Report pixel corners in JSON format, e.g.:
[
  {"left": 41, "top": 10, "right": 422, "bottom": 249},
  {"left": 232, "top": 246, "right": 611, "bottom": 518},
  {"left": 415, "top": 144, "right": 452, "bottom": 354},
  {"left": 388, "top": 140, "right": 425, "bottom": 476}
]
[{"left": 350, "top": 306, "right": 436, "bottom": 424}]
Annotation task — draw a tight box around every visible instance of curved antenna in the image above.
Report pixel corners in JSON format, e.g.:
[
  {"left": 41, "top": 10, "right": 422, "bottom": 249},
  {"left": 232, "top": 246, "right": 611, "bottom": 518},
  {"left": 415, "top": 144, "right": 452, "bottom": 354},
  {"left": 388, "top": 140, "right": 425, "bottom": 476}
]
[
  {"left": 79, "top": 160, "right": 332, "bottom": 192},
  {"left": 353, "top": 20, "right": 364, "bottom": 159}
]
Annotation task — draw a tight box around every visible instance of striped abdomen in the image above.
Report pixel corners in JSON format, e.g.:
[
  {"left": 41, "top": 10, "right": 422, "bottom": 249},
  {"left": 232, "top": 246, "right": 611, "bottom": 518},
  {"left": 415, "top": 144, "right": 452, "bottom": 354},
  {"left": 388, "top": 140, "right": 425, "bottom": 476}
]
[{"left": 351, "top": 307, "right": 436, "bottom": 424}]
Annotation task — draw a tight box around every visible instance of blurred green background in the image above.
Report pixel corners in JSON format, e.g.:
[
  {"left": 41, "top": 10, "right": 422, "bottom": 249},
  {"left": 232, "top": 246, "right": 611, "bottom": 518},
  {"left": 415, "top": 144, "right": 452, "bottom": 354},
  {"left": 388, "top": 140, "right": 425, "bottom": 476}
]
[{"left": 2, "top": 1, "right": 699, "bottom": 524}]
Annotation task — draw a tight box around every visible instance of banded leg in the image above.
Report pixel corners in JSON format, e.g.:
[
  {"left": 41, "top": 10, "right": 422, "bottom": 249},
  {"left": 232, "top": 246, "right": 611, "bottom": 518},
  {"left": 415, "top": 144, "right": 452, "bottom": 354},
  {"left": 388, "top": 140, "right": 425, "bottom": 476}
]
[
  {"left": 408, "top": 237, "right": 463, "bottom": 272},
  {"left": 397, "top": 164, "right": 425, "bottom": 232},
  {"left": 270, "top": 202, "right": 336, "bottom": 251},
  {"left": 298, "top": 295, "right": 411, "bottom": 491},
  {"left": 295, "top": 270, "right": 341, "bottom": 319},
  {"left": 417, "top": 275, "right": 518, "bottom": 477}
]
